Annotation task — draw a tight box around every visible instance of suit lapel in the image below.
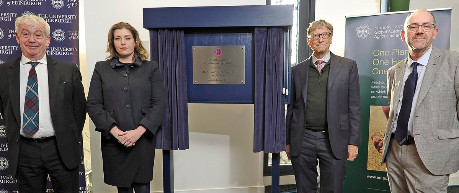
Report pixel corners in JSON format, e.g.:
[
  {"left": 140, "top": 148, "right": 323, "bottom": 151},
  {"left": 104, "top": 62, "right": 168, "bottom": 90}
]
[
  {"left": 415, "top": 47, "right": 441, "bottom": 110},
  {"left": 301, "top": 58, "right": 311, "bottom": 106},
  {"left": 47, "top": 56, "right": 59, "bottom": 112},
  {"left": 392, "top": 59, "right": 407, "bottom": 112},
  {"left": 6, "top": 58, "right": 21, "bottom": 125},
  {"left": 327, "top": 53, "right": 343, "bottom": 91}
]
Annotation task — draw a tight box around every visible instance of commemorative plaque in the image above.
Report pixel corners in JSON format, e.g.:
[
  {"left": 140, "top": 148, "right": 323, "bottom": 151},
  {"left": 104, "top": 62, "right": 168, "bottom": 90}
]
[{"left": 193, "top": 46, "right": 245, "bottom": 84}]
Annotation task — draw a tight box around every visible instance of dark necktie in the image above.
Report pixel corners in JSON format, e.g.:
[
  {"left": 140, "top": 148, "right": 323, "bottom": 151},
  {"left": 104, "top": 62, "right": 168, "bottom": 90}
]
[
  {"left": 316, "top": 60, "right": 324, "bottom": 73},
  {"left": 22, "top": 61, "right": 39, "bottom": 137},
  {"left": 395, "top": 62, "right": 419, "bottom": 145}
]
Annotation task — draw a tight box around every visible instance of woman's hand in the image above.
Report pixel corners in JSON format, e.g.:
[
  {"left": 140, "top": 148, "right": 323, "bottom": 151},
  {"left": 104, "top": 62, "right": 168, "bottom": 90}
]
[
  {"left": 121, "top": 125, "right": 147, "bottom": 147},
  {"left": 110, "top": 126, "right": 128, "bottom": 144}
]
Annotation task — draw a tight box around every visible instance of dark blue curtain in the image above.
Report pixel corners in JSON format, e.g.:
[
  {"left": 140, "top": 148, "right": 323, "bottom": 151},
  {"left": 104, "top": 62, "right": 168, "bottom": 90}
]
[
  {"left": 254, "top": 27, "right": 286, "bottom": 153},
  {"left": 150, "top": 29, "right": 189, "bottom": 150},
  {"left": 298, "top": 0, "right": 316, "bottom": 62}
]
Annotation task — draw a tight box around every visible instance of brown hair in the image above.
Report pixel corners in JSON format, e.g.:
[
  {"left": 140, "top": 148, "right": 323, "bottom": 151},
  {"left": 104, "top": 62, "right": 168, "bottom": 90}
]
[{"left": 106, "top": 22, "right": 149, "bottom": 61}]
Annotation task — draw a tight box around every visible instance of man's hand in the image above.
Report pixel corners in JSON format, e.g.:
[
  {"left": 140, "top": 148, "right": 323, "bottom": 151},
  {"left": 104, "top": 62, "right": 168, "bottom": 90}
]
[
  {"left": 347, "top": 145, "right": 359, "bottom": 161},
  {"left": 371, "top": 134, "right": 384, "bottom": 154},
  {"left": 286, "top": 144, "right": 291, "bottom": 159}
]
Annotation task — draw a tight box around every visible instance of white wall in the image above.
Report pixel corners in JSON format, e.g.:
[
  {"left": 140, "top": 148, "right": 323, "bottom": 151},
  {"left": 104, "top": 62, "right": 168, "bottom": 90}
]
[
  {"left": 83, "top": 1, "right": 266, "bottom": 192},
  {"left": 409, "top": 1, "right": 459, "bottom": 186},
  {"left": 315, "top": 0, "right": 381, "bottom": 57}
]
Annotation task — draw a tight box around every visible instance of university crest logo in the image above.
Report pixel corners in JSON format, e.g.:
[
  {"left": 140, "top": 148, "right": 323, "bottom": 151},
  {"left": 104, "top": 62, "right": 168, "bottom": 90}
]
[
  {"left": 51, "top": 0, "right": 64, "bottom": 9},
  {"left": 356, "top": 25, "right": 371, "bottom": 39},
  {"left": 0, "top": 157, "right": 8, "bottom": 171},
  {"left": 52, "top": 29, "right": 65, "bottom": 42}
]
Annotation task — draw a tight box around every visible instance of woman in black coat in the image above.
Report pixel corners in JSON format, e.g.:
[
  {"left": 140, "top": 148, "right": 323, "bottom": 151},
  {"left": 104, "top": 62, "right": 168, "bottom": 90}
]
[{"left": 87, "top": 22, "right": 166, "bottom": 193}]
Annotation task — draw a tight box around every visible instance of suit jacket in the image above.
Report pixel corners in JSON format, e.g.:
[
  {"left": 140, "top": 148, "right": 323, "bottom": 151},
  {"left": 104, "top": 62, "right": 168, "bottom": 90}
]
[
  {"left": 382, "top": 47, "right": 459, "bottom": 175},
  {"left": 0, "top": 56, "right": 86, "bottom": 177},
  {"left": 286, "top": 52, "right": 361, "bottom": 159},
  {"left": 86, "top": 59, "right": 166, "bottom": 186}
]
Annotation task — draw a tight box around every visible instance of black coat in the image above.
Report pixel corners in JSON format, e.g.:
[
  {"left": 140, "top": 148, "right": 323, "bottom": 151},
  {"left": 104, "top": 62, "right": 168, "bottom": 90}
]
[{"left": 87, "top": 58, "right": 166, "bottom": 187}]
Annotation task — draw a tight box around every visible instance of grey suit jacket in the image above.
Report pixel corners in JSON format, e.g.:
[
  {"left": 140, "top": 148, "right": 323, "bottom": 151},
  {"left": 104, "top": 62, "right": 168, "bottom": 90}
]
[
  {"left": 286, "top": 52, "right": 361, "bottom": 159},
  {"left": 382, "top": 47, "right": 459, "bottom": 175},
  {"left": 0, "top": 56, "right": 86, "bottom": 177}
]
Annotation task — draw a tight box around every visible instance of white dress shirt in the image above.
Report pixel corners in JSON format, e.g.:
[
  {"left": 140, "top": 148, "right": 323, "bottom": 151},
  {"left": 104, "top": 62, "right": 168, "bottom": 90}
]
[
  {"left": 391, "top": 46, "right": 432, "bottom": 137},
  {"left": 20, "top": 55, "right": 55, "bottom": 138},
  {"left": 312, "top": 51, "right": 331, "bottom": 68}
]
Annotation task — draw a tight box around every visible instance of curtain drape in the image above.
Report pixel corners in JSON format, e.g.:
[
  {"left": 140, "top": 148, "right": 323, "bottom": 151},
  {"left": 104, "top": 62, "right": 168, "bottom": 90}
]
[
  {"left": 150, "top": 29, "right": 189, "bottom": 150},
  {"left": 254, "top": 27, "right": 286, "bottom": 153}
]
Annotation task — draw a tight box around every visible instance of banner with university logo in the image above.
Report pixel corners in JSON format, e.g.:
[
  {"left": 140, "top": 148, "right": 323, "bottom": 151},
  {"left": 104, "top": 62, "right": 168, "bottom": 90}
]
[
  {"left": 0, "top": 0, "right": 84, "bottom": 192},
  {"left": 343, "top": 9, "right": 451, "bottom": 192}
]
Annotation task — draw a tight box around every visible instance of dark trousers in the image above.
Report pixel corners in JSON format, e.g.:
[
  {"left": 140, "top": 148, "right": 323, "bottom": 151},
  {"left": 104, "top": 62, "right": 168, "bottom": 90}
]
[
  {"left": 291, "top": 129, "right": 347, "bottom": 193},
  {"left": 17, "top": 137, "right": 79, "bottom": 193}
]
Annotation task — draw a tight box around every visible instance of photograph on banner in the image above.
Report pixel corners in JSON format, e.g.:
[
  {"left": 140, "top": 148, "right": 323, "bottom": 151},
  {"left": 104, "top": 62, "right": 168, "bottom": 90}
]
[{"left": 367, "top": 105, "right": 387, "bottom": 172}]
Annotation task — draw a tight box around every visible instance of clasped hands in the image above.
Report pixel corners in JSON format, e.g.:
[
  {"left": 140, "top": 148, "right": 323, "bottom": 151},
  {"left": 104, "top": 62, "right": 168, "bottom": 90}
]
[{"left": 110, "top": 125, "right": 147, "bottom": 147}]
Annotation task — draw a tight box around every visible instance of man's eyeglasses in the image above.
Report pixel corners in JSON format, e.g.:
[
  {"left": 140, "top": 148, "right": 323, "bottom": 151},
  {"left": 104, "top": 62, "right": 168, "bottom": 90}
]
[
  {"left": 406, "top": 23, "right": 435, "bottom": 32},
  {"left": 309, "top": 32, "right": 332, "bottom": 40}
]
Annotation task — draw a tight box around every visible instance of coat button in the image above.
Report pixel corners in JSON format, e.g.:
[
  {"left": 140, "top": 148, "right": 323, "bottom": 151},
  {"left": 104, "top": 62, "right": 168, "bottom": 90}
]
[
  {"left": 124, "top": 73, "right": 128, "bottom": 77},
  {"left": 123, "top": 87, "right": 128, "bottom": 92},
  {"left": 125, "top": 104, "right": 131, "bottom": 108}
]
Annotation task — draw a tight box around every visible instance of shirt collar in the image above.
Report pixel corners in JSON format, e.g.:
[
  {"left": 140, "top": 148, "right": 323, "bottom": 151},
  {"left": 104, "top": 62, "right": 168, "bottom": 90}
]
[
  {"left": 110, "top": 54, "right": 143, "bottom": 68},
  {"left": 21, "top": 54, "right": 47, "bottom": 66},
  {"left": 312, "top": 51, "right": 331, "bottom": 65},
  {"left": 408, "top": 46, "right": 432, "bottom": 67}
]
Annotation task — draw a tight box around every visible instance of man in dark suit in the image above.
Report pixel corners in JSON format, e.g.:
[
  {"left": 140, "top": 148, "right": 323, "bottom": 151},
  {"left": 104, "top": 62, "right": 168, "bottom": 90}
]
[
  {"left": 286, "top": 19, "right": 361, "bottom": 193},
  {"left": 373, "top": 9, "right": 459, "bottom": 193},
  {"left": 0, "top": 14, "right": 86, "bottom": 193}
]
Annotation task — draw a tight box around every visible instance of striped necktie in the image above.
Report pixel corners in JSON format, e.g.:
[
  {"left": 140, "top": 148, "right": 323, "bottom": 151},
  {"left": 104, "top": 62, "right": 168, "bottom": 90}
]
[
  {"left": 316, "top": 60, "right": 324, "bottom": 73},
  {"left": 22, "top": 61, "right": 40, "bottom": 137}
]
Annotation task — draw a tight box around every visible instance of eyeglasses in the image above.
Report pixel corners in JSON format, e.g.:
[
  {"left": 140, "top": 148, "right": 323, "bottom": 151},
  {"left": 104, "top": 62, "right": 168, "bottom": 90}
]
[
  {"left": 406, "top": 23, "right": 435, "bottom": 32},
  {"left": 309, "top": 32, "right": 332, "bottom": 40}
]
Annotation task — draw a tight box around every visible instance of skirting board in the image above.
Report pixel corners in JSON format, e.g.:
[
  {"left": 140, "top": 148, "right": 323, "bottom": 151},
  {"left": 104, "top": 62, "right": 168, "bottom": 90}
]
[{"left": 151, "top": 186, "right": 264, "bottom": 193}]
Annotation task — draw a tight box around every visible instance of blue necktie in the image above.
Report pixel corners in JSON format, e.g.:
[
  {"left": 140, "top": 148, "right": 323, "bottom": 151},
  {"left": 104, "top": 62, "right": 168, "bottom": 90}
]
[
  {"left": 395, "top": 62, "right": 419, "bottom": 145},
  {"left": 22, "top": 61, "right": 39, "bottom": 137}
]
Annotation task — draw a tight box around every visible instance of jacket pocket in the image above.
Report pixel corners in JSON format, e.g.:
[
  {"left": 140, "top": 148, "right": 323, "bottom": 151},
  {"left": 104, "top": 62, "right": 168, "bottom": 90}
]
[{"left": 437, "top": 129, "right": 459, "bottom": 139}]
